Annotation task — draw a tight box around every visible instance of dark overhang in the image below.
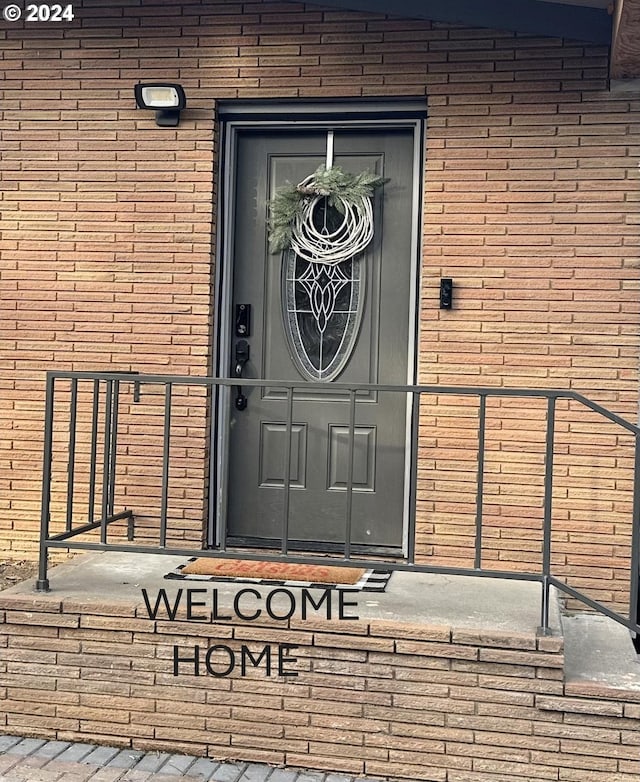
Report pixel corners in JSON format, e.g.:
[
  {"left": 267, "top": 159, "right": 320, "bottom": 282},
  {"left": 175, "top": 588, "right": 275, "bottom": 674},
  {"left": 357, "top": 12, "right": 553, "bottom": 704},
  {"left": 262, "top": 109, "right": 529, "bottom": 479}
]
[{"left": 301, "top": 0, "right": 613, "bottom": 44}]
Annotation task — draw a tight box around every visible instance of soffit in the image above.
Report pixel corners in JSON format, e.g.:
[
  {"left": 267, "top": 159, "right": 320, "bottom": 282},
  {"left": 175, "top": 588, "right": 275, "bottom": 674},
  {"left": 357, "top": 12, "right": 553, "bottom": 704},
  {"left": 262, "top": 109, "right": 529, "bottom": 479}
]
[{"left": 300, "top": 0, "right": 612, "bottom": 43}]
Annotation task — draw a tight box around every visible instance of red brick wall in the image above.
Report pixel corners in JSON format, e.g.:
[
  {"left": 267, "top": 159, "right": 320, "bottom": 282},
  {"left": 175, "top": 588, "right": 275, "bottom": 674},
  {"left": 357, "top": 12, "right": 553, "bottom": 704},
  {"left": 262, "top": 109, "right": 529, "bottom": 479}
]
[{"left": 1, "top": 1, "right": 639, "bottom": 610}]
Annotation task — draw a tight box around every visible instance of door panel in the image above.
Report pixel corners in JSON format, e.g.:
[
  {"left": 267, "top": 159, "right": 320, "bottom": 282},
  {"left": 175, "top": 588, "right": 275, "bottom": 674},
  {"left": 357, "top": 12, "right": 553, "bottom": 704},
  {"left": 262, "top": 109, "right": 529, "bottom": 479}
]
[{"left": 225, "top": 128, "right": 415, "bottom": 549}]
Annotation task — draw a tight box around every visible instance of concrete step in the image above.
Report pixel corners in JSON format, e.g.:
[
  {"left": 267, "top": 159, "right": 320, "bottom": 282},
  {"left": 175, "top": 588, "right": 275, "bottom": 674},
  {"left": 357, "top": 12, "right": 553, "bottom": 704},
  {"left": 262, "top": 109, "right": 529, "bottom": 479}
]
[{"left": 561, "top": 610, "right": 640, "bottom": 700}]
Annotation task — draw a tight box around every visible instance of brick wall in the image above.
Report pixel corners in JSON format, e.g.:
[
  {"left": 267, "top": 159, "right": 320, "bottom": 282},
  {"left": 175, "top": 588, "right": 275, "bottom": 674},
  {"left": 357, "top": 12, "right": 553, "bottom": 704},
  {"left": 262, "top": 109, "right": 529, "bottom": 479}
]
[
  {"left": 1, "top": 591, "right": 639, "bottom": 780},
  {"left": 417, "top": 25, "right": 640, "bottom": 612},
  {"left": 1, "top": 1, "right": 639, "bottom": 611}
]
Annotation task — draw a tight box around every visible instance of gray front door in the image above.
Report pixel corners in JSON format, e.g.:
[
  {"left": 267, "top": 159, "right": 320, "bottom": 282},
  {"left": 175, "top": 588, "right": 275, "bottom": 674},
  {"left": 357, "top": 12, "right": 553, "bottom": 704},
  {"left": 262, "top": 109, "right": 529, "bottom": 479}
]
[{"left": 224, "top": 127, "right": 416, "bottom": 551}]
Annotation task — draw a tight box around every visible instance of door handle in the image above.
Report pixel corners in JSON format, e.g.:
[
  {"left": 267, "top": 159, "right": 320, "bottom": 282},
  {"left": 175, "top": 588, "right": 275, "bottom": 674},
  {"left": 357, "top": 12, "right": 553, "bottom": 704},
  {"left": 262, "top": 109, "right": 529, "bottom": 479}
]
[{"left": 233, "top": 340, "right": 250, "bottom": 410}]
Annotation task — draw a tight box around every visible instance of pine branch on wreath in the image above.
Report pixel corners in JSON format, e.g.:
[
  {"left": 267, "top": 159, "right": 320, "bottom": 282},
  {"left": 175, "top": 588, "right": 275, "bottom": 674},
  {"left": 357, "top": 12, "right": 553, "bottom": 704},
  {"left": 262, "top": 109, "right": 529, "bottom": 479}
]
[{"left": 268, "top": 165, "right": 387, "bottom": 255}]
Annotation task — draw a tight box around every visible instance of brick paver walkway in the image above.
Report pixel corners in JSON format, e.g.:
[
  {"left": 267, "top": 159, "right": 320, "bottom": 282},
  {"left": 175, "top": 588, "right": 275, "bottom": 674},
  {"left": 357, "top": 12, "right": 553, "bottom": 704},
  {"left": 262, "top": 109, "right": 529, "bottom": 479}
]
[{"left": 0, "top": 736, "right": 387, "bottom": 782}]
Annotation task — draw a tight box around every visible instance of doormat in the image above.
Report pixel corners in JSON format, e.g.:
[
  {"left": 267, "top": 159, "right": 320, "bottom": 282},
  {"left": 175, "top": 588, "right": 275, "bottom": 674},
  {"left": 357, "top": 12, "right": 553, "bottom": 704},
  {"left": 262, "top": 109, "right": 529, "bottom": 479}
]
[{"left": 164, "top": 557, "right": 391, "bottom": 592}]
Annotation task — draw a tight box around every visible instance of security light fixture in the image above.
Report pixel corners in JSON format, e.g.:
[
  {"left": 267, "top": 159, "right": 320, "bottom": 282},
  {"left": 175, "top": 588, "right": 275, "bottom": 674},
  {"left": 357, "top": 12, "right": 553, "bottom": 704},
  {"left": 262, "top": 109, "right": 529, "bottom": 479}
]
[{"left": 134, "top": 83, "right": 186, "bottom": 127}]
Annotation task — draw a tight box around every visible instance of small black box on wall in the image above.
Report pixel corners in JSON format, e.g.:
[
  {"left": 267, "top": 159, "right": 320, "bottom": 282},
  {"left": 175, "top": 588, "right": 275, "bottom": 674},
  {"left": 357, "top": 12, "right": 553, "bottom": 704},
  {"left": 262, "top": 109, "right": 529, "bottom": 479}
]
[{"left": 440, "top": 278, "right": 453, "bottom": 309}]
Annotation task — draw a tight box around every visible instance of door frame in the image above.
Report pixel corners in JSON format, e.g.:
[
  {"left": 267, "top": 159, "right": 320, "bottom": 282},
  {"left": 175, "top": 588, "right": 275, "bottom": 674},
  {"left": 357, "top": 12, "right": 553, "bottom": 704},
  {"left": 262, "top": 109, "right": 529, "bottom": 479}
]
[{"left": 208, "top": 99, "right": 426, "bottom": 553}]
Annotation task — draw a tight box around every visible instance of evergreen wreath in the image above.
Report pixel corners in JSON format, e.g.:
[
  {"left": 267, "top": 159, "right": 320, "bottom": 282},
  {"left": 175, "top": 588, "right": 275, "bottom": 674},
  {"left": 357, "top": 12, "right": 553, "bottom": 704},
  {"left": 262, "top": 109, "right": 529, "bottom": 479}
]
[{"left": 268, "top": 165, "right": 386, "bottom": 264}]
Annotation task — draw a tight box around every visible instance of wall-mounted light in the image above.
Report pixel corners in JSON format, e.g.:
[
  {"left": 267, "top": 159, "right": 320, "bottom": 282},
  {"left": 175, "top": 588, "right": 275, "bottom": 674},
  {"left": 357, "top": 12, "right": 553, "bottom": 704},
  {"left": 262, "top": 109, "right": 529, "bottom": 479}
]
[{"left": 134, "top": 83, "right": 186, "bottom": 127}]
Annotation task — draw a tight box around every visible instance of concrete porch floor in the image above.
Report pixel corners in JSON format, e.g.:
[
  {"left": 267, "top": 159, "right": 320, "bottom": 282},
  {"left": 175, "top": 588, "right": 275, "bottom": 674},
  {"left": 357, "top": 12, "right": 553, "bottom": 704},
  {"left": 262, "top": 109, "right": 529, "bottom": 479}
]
[{"left": 14, "top": 551, "right": 556, "bottom": 632}]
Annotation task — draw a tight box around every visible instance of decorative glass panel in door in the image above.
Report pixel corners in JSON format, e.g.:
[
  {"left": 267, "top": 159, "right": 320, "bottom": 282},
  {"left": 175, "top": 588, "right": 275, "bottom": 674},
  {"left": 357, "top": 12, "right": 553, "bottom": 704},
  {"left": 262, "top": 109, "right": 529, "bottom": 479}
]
[{"left": 283, "top": 248, "right": 365, "bottom": 382}]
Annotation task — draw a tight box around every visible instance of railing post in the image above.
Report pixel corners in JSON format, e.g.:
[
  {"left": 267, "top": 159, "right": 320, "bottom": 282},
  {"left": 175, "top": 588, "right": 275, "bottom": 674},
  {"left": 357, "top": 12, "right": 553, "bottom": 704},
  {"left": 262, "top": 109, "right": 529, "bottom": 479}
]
[
  {"left": 107, "top": 379, "right": 121, "bottom": 518},
  {"left": 281, "top": 385, "right": 294, "bottom": 555},
  {"left": 539, "top": 395, "right": 556, "bottom": 635},
  {"left": 474, "top": 394, "right": 487, "bottom": 570},
  {"left": 36, "top": 374, "right": 55, "bottom": 592},
  {"left": 406, "top": 390, "right": 420, "bottom": 565},
  {"left": 100, "top": 380, "right": 113, "bottom": 544},
  {"left": 344, "top": 388, "right": 357, "bottom": 560},
  {"left": 88, "top": 379, "right": 100, "bottom": 524},
  {"left": 159, "top": 383, "right": 172, "bottom": 547},
  {"left": 65, "top": 378, "right": 78, "bottom": 533}
]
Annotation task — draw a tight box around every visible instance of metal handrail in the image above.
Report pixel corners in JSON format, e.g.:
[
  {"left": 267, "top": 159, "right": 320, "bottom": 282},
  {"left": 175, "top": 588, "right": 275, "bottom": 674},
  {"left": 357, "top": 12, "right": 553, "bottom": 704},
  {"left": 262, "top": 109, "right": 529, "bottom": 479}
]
[{"left": 36, "top": 370, "right": 640, "bottom": 639}]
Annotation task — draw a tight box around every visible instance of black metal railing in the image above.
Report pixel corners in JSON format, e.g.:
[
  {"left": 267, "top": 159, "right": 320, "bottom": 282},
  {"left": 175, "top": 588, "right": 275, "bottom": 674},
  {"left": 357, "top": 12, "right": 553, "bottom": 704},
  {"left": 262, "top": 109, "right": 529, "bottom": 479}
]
[{"left": 36, "top": 370, "right": 640, "bottom": 639}]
